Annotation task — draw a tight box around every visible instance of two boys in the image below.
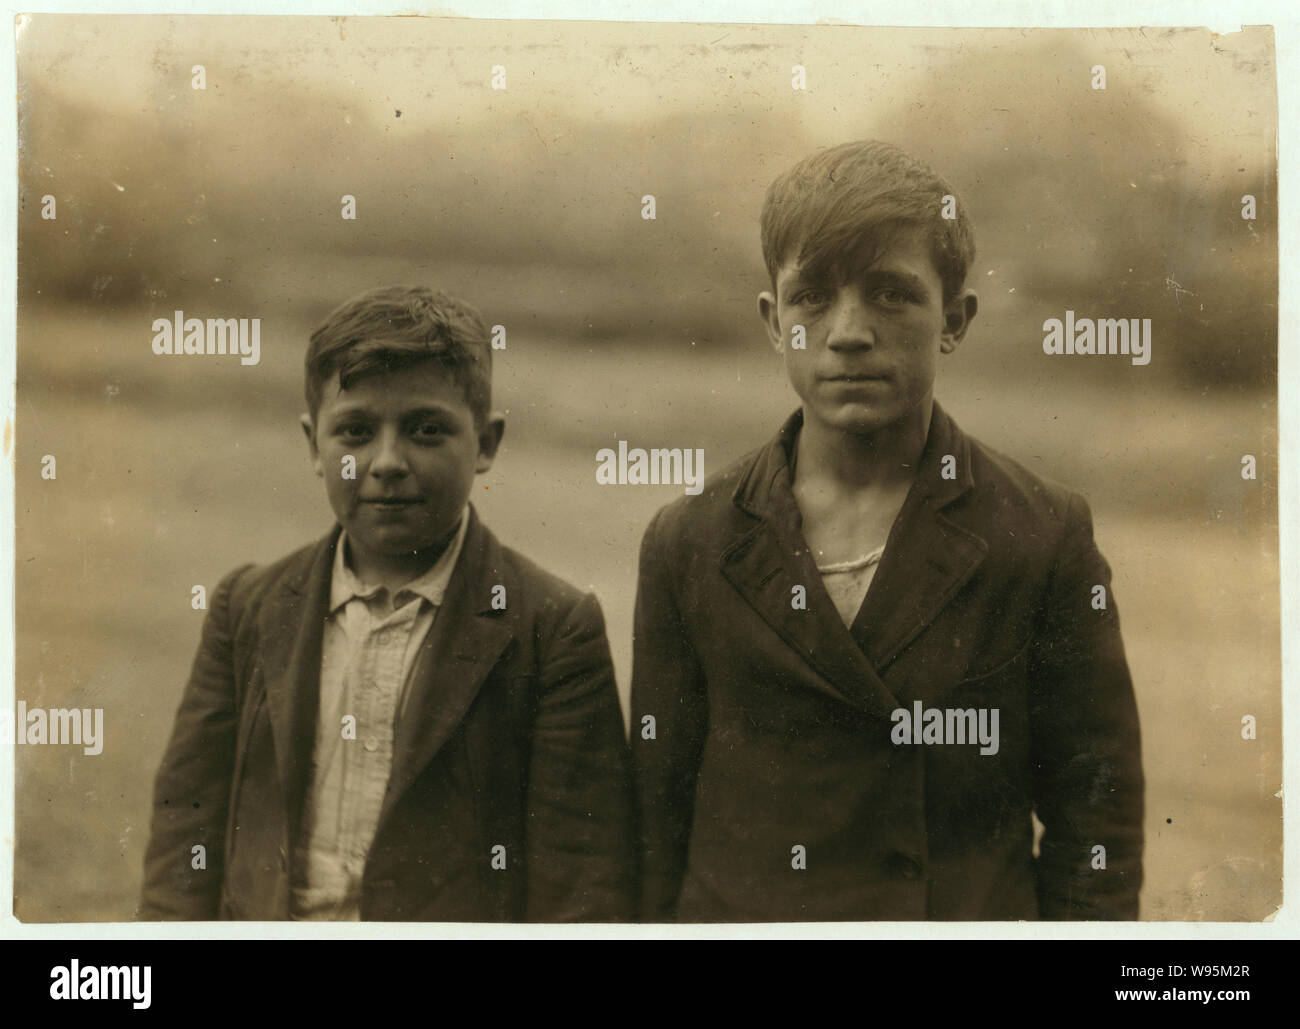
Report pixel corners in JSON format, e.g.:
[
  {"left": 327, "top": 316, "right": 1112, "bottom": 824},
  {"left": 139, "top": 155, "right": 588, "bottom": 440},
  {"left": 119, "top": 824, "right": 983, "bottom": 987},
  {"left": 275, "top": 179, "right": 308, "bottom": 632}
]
[{"left": 142, "top": 141, "right": 1144, "bottom": 922}]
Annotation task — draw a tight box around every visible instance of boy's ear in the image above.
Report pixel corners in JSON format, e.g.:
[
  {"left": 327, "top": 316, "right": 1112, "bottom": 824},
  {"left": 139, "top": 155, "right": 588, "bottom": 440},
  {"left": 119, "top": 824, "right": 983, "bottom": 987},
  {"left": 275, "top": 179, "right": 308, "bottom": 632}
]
[
  {"left": 939, "top": 289, "right": 979, "bottom": 354},
  {"left": 300, "top": 414, "right": 324, "bottom": 477},
  {"left": 474, "top": 412, "right": 506, "bottom": 474},
  {"left": 757, "top": 290, "right": 784, "bottom": 355}
]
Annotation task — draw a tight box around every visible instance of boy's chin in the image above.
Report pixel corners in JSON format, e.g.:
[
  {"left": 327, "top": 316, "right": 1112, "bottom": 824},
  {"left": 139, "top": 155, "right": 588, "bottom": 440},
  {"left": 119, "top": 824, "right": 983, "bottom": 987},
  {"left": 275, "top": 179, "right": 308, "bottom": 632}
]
[
  {"left": 809, "top": 400, "right": 907, "bottom": 437},
  {"left": 346, "top": 521, "right": 460, "bottom": 558}
]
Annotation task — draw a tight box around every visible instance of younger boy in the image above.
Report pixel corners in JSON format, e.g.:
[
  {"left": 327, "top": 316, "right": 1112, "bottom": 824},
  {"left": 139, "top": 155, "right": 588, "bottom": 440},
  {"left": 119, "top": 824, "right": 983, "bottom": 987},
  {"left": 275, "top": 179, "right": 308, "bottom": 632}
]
[
  {"left": 631, "top": 141, "right": 1144, "bottom": 921},
  {"left": 142, "top": 285, "right": 635, "bottom": 921}
]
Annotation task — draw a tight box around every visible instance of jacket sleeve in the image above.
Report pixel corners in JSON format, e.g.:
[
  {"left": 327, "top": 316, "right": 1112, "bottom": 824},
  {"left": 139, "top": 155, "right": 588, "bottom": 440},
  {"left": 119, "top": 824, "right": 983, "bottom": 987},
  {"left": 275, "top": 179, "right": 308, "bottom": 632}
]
[
  {"left": 629, "top": 507, "right": 709, "bottom": 922},
  {"left": 139, "top": 564, "right": 252, "bottom": 920},
  {"left": 523, "top": 590, "right": 637, "bottom": 922},
  {"left": 1028, "top": 492, "right": 1144, "bottom": 919}
]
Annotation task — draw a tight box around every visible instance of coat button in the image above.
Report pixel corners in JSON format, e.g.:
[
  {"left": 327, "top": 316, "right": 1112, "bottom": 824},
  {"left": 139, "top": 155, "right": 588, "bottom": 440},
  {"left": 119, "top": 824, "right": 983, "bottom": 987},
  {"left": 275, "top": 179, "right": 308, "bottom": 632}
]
[{"left": 890, "top": 853, "right": 924, "bottom": 880}]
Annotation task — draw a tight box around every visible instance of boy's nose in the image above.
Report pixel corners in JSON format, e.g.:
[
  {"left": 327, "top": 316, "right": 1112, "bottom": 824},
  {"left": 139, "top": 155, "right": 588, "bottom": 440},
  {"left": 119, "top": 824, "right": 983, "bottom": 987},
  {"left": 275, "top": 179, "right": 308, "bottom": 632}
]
[
  {"left": 825, "top": 292, "right": 877, "bottom": 350},
  {"left": 368, "top": 430, "right": 410, "bottom": 477}
]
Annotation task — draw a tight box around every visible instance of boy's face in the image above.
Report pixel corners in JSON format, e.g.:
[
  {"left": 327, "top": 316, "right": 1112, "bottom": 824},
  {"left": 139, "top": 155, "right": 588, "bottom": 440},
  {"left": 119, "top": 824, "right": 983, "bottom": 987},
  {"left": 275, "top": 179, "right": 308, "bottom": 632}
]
[
  {"left": 758, "top": 227, "right": 977, "bottom": 438},
  {"left": 302, "top": 359, "right": 504, "bottom": 582}
]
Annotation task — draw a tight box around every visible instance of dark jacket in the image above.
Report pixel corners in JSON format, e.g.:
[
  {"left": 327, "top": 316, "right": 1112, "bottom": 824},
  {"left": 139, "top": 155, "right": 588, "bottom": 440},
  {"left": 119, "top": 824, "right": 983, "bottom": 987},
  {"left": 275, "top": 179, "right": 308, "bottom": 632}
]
[
  {"left": 631, "top": 402, "right": 1144, "bottom": 921},
  {"left": 141, "top": 505, "right": 635, "bottom": 921}
]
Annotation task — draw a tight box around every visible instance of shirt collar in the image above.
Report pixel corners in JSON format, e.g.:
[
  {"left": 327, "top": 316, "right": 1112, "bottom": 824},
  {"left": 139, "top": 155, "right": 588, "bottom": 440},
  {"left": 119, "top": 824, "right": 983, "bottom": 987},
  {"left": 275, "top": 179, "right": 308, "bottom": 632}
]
[{"left": 328, "top": 506, "right": 470, "bottom": 615}]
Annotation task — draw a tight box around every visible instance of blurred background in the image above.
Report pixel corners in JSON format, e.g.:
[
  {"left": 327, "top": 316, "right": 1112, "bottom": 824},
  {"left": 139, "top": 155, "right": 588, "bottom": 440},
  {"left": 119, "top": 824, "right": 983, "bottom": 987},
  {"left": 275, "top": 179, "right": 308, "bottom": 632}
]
[{"left": 14, "top": 17, "right": 1280, "bottom": 921}]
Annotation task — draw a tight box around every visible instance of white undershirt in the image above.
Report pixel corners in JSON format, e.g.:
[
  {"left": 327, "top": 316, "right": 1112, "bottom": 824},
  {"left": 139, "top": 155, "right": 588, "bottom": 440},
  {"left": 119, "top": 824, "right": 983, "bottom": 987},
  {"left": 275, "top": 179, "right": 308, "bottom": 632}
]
[{"left": 817, "top": 544, "right": 885, "bottom": 628}]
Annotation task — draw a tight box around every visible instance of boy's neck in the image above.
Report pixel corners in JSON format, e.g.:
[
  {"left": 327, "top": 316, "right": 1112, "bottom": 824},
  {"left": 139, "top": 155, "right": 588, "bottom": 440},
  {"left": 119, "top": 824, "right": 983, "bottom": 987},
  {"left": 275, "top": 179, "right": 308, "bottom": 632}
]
[
  {"left": 343, "top": 523, "right": 459, "bottom": 595},
  {"left": 795, "top": 396, "right": 933, "bottom": 492}
]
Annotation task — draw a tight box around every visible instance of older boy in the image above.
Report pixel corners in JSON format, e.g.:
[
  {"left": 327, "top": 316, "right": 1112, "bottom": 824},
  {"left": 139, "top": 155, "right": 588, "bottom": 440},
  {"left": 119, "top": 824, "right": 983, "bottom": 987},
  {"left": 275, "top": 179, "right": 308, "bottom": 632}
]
[
  {"left": 631, "top": 141, "right": 1144, "bottom": 921},
  {"left": 141, "top": 286, "right": 635, "bottom": 921}
]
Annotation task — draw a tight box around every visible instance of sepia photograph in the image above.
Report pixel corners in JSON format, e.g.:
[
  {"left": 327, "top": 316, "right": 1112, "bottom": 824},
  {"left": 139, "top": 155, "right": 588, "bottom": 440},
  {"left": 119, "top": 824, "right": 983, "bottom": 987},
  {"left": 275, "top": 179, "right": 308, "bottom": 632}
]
[{"left": 9, "top": 13, "right": 1282, "bottom": 926}]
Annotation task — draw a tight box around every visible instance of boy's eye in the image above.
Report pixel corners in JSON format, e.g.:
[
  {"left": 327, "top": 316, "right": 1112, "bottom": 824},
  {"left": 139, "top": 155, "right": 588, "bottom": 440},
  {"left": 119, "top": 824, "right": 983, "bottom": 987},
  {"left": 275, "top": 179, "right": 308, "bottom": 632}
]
[
  {"left": 792, "top": 289, "right": 828, "bottom": 306},
  {"left": 413, "top": 421, "right": 446, "bottom": 440},
  {"left": 337, "top": 424, "right": 372, "bottom": 442},
  {"left": 874, "top": 287, "right": 913, "bottom": 305}
]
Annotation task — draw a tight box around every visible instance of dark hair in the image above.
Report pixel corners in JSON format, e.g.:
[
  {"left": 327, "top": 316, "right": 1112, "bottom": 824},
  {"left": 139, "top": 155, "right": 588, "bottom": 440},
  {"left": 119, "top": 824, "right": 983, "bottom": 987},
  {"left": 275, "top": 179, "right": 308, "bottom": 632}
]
[
  {"left": 305, "top": 285, "right": 492, "bottom": 426},
  {"left": 760, "top": 140, "right": 976, "bottom": 303}
]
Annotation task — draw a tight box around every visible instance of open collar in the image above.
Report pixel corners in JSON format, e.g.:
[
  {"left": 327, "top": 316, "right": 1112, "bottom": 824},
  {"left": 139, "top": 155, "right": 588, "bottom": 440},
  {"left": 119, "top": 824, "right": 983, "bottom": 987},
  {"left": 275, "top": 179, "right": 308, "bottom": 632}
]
[
  {"left": 327, "top": 506, "right": 471, "bottom": 616},
  {"left": 721, "top": 401, "right": 987, "bottom": 716}
]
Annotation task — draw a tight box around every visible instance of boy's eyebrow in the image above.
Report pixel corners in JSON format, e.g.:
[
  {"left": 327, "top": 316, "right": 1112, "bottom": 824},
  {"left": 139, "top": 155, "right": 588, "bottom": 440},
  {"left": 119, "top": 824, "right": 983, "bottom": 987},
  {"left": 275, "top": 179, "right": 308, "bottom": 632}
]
[
  {"left": 780, "top": 269, "right": 830, "bottom": 298},
  {"left": 783, "top": 266, "right": 930, "bottom": 298},
  {"left": 860, "top": 268, "right": 930, "bottom": 295},
  {"left": 324, "top": 401, "right": 464, "bottom": 421}
]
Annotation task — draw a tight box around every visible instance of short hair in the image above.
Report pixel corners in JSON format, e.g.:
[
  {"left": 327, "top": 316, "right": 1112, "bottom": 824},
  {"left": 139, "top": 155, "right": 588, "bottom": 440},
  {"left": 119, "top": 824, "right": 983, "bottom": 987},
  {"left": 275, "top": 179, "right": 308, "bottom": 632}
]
[
  {"left": 305, "top": 285, "right": 492, "bottom": 426},
  {"left": 760, "top": 140, "right": 976, "bottom": 304}
]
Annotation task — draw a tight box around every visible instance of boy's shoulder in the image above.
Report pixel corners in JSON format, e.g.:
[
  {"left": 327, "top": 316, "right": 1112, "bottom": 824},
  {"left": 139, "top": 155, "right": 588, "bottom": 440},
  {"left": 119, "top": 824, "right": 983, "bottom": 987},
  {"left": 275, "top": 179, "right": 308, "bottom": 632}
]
[
  {"left": 642, "top": 439, "right": 770, "bottom": 549},
  {"left": 644, "top": 405, "right": 1092, "bottom": 553},
  {"left": 960, "top": 426, "right": 1087, "bottom": 527},
  {"left": 212, "top": 534, "right": 325, "bottom": 621},
  {"left": 486, "top": 532, "right": 596, "bottom": 617}
]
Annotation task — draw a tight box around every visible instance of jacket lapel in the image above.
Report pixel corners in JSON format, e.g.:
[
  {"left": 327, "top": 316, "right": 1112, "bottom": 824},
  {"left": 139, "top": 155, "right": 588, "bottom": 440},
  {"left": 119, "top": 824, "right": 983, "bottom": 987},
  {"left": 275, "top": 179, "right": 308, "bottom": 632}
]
[
  {"left": 723, "top": 403, "right": 989, "bottom": 716},
  {"left": 851, "top": 402, "right": 988, "bottom": 674},
  {"left": 380, "top": 507, "right": 514, "bottom": 826},
  {"left": 257, "top": 528, "right": 338, "bottom": 846},
  {"left": 722, "top": 412, "right": 901, "bottom": 722}
]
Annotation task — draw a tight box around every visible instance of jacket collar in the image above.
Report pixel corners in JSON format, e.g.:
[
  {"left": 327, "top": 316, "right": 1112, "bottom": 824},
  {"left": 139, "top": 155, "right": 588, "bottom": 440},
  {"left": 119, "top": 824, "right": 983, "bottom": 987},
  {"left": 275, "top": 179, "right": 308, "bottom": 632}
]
[
  {"left": 732, "top": 400, "right": 976, "bottom": 519},
  {"left": 721, "top": 401, "right": 987, "bottom": 715},
  {"left": 257, "top": 504, "right": 515, "bottom": 842}
]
